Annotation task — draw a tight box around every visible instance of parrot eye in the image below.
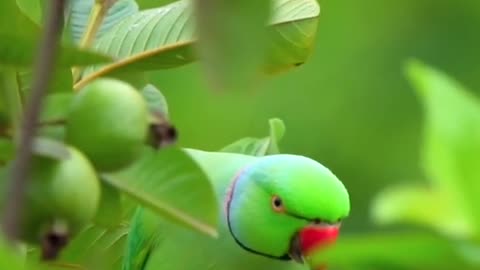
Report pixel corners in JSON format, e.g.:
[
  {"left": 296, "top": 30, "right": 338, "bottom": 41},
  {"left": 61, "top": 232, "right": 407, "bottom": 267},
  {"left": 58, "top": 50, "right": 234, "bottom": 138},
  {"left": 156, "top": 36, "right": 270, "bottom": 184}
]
[{"left": 271, "top": 195, "right": 284, "bottom": 212}]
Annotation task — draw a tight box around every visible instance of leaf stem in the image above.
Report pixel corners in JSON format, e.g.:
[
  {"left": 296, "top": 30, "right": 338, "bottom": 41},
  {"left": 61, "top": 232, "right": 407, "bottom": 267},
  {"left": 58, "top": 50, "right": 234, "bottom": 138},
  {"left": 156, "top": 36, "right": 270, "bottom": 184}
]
[
  {"left": 101, "top": 173, "right": 219, "bottom": 238},
  {"left": 1, "top": 0, "right": 66, "bottom": 243},
  {"left": 73, "top": 40, "right": 195, "bottom": 91},
  {"left": 72, "top": 1, "right": 114, "bottom": 82},
  {"left": 79, "top": 3, "right": 105, "bottom": 48},
  {"left": 0, "top": 68, "right": 23, "bottom": 141}
]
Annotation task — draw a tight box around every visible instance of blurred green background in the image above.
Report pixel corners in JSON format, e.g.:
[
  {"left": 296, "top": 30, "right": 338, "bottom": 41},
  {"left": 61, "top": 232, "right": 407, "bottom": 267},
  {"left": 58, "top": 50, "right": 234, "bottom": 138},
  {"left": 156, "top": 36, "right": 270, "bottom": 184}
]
[{"left": 145, "top": 0, "right": 480, "bottom": 234}]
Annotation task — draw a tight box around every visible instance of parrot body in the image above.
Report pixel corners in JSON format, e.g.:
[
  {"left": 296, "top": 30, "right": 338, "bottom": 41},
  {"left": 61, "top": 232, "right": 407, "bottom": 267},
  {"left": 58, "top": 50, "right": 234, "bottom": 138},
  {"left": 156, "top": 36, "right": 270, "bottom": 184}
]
[{"left": 122, "top": 149, "right": 350, "bottom": 270}]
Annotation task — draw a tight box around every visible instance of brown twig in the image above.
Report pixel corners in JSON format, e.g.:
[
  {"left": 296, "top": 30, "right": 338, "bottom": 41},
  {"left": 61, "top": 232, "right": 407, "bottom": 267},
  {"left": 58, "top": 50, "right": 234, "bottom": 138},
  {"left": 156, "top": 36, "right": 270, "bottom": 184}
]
[{"left": 1, "top": 0, "right": 66, "bottom": 242}]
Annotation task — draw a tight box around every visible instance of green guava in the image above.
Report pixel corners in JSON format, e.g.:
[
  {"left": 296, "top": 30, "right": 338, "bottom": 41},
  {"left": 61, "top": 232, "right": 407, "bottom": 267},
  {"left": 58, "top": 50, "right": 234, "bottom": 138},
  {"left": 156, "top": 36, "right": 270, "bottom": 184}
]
[
  {"left": 19, "top": 146, "right": 101, "bottom": 244},
  {"left": 66, "top": 78, "right": 149, "bottom": 172}
]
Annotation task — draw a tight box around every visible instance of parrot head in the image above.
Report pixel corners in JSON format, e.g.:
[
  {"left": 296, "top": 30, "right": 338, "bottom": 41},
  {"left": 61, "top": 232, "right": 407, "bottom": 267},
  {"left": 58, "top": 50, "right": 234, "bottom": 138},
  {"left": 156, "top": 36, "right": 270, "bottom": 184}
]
[{"left": 225, "top": 154, "right": 350, "bottom": 263}]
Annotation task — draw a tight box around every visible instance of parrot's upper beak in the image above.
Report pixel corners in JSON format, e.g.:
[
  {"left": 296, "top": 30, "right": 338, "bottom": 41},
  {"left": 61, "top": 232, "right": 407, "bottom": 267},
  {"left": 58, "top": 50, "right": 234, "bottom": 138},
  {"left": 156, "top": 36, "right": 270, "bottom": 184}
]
[{"left": 288, "top": 222, "right": 341, "bottom": 264}]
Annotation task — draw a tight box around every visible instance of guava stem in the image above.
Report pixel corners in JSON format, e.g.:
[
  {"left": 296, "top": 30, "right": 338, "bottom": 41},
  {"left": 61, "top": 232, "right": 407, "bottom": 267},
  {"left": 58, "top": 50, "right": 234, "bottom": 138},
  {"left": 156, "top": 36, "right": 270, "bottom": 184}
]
[{"left": 1, "top": 0, "right": 66, "bottom": 243}]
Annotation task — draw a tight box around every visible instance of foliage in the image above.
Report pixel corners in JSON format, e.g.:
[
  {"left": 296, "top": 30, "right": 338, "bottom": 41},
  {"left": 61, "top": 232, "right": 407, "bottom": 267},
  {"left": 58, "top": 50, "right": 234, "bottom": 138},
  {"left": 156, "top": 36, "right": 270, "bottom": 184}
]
[
  {"left": 220, "top": 118, "right": 285, "bottom": 156},
  {"left": 305, "top": 61, "right": 480, "bottom": 270},
  {"left": 1, "top": 0, "right": 478, "bottom": 269},
  {"left": 0, "top": 0, "right": 321, "bottom": 269},
  {"left": 74, "top": 0, "right": 320, "bottom": 91}
]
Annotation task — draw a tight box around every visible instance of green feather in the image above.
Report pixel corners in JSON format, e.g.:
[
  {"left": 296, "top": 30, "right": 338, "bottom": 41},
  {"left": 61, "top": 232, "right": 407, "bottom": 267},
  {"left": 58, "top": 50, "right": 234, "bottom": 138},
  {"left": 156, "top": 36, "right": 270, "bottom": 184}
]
[{"left": 122, "top": 149, "right": 349, "bottom": 270}]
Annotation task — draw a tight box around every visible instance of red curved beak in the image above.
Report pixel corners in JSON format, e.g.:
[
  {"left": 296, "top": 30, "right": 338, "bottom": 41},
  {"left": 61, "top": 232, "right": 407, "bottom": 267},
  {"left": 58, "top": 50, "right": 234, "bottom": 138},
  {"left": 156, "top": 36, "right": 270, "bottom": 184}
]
[
  {"left": 288, "top": 223, "right": 340, "bottom": 263},
  {"left": 299, "top": 224, "right": 340, "bottom": 255}
]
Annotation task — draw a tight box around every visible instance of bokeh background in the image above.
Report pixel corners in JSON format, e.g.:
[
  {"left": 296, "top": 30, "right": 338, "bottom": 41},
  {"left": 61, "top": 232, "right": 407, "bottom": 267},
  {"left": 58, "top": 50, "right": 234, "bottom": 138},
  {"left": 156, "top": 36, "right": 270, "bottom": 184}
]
[{"left": 142, "top": 0, "right": 480, "bottom": 234}]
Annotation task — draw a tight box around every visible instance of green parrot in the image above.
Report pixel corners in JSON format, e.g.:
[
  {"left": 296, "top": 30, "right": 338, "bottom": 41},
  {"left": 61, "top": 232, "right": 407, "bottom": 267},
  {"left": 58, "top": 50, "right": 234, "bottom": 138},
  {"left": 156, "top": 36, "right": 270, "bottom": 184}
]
[{"left": 122, "top": 148, "right": 350, "bottom": 270}]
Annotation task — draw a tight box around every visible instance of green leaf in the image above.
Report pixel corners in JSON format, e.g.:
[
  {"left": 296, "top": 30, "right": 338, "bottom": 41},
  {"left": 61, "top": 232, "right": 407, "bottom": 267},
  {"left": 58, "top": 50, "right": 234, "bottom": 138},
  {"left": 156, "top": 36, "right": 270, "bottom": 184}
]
[
  {"left": 57, "top": 224, "right": 129, "bottom": 270},
  {"left": 39, "top": 262, "right": 88, "bottom": 270},
  {"left": 306, "top": 232, "right": 479, "bottom": 270},
  {"left": 0, "top": 0, "right": 38, "bottom": 39},
  {"left": 0, "top": 236, "right": 26, "bottom": 270},
  {"left": 58, "top": 47, "right": 113, "bottom": 67},
  {"left": 16, "top": 0, "right": 42, "bottom": 25},
  {"left": 40, "top": 93, "right": 74, "bottom": 123},
  {"left": 0, "top": 1, "right": 111, "bottom": 68},
  {"left": 35, "top": 93, "right": 73, "bottom": 141},
  {"left": 32, "top": 137, "right": 70, "bottom": 160},
  {"left": 0, "top": 68, "right": 72, "bottom": 140},
  {"left": 0, "top": 34, "right": 112, "bottom": 68},
  {"left": 459, "top": 242, "right": 480, "bottom": 265},
  {"left": 81, "top": 0, "right": 195, "bottom": 77},
  {"left": 68, "top": 0, "right": 139, "bottom": 43},
  {"left": 221, "top": 118, "right": 286, "bottom": 156},
  {"left": 371, "top": 183, "right": 473, "bottom": 238},
  {"left": 107, "top": 71, "right": 150, "bottom": 90},
  {"left": 137, "top": 0, "right": 177, "bottom": 9},
  {"left": 264, "top": 17, "right": 318, "bottom": 74},
  {"left": 406, "top": 60, "right": 480, "bottom": 236},
  {"left": 18, "top": 67, "right": 73, "bottom": 95},
  {"left": 141, "top": 84, "right": 169, "bottom": 118},
  {"left": 221, "top": 137, "right": 270, "bottom": 156},
  {"left": 49, "top": 68, "right": 74, "bottom": 94},
  {"left": 194, "top": 0, "right": 270, "bottom": 91},
  {"left": 93, "top": 179, "right": 124, "bottom": 228},
  {"left": 75, "top": 0, "right": 320, "bottom": 89},
  {"left": 102, "top": 146, "right": 218, "bottom": 237},
  {"left": 266, "top": 118, "right": 286, "bottom": 153}
]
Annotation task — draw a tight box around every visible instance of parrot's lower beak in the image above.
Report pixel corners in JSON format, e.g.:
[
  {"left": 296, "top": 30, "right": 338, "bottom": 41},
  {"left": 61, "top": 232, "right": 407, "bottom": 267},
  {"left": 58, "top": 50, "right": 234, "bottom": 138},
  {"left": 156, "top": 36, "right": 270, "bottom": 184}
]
[{"left": 288, "top": 222, "right": 340, "bottom": 264}]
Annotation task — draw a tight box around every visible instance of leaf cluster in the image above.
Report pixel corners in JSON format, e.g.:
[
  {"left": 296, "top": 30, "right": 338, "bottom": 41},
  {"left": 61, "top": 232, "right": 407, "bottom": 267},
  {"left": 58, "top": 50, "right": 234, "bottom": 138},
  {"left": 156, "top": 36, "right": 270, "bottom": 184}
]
[
  {"left": 306, "top": 61, "right": 480, "bottom": 270},
  {"left": 0, "top": 0, "right": 320, "bottom": 269}
]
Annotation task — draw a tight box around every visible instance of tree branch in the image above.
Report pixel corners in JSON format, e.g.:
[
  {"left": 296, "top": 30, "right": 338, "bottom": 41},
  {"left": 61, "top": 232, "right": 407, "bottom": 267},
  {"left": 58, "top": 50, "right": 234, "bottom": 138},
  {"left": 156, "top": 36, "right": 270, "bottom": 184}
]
[{"left": 1, "top": 0, "right": 66, "bottom": 242}]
